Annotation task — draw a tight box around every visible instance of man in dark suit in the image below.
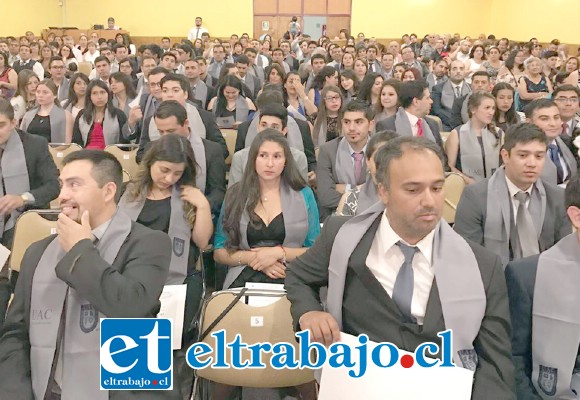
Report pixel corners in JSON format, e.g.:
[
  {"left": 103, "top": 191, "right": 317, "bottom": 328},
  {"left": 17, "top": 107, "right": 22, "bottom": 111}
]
[
  {"left": 236, "top": 55, "right": 260, "bottom": 99},
  {"left": 0, "top": 150, "right": 179, "bottom": 399},
  {"left": 235, "top": 90, "right": 316, "bottom": 173},
  {"left": 553, "top": 84, "right": 580, "bottom": 168},
  {"left": 454, "top": 123, "right": 571, "bottom": 265},
  {"left": 0, "top": 98, "right": 60, "bottom": 326},
  {"left": 505, "top": 174, "right": 580, "bottom": 399},
  {"left": 449, "top": 71, "right": 491, "bottom": 130},
  {"left": 183, "top": 59, "right": 216, "bottom": 110},
  {"left": 376, "top": 80, "right": 447, "bottom": 163},
  {"left": 48, "top": 56, "right": 70, "bottom": 102},
  {"left": 286, "top": 137, "right": 515, "bottom": 399},
  {"left": 431, "top": 59, "right": 471, "bottom": 131},
  {"left": 317, "top": 101, "right": 374, "bottom": 219},
  {"left": 138, "top": 101, "right": 225, "bottom": 218}
]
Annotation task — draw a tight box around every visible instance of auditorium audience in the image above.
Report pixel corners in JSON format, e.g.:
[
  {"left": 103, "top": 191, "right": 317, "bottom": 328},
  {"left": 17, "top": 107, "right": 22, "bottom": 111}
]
[{"left": 10, "top": 69, "right": 38, "bottom": 122}]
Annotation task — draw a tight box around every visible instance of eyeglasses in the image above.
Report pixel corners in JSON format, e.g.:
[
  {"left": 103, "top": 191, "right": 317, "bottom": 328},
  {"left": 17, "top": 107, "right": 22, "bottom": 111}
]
[
  {"left": 51, "top": 66, "right": 64, "bottom": 70},
  {"left": 149, "top": 82, "right": 162, "bottom": 88},
  {"left": 554, "top": 97, "right": 579, "bottom": 103},
  {"left": 325, "top": 96, "right": 341, "bottom": 102}
]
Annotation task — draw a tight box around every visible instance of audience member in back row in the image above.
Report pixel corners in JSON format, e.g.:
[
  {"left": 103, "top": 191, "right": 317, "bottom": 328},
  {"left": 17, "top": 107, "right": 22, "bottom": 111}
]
[
  {"left": 0, "top": 98, "right": 60, "bottom": 324},
  {"left": 72, "top": 80, "right": 128, "bottom": 149}
]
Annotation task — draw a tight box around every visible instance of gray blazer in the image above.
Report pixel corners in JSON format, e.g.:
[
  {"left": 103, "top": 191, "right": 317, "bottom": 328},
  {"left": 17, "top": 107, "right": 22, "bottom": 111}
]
[
  {"left": 228, "top": 146, "right": 308, "bottom": 188},
  {"left": 285, "top": 215, "right": 516, "bottom": 400},
  {"left": 453, "top": 177, "right": 571, "bottom": 261},
  {"left": 57, "top": 78, "right": 70, "bottom": 102},
  {"left": 0, "top": 222, "right": 186, "bottom": 399}
]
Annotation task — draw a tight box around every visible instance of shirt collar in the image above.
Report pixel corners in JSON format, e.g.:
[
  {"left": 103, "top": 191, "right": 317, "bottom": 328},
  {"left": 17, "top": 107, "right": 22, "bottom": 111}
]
[
  {"left": 378, "top": 211, "right": 436, "bottom": 264},
  {"left": 346, "top": 137, "right": 368, "bottom": 156},
  {"left": 405, "top": 110, "right": 419, "bottom": 126},
  {"left": 505, "top": 175, "right": 533, "bottom": 198},
  {"left": 92, "top": 218, "right": 112, "bottom": 241}
]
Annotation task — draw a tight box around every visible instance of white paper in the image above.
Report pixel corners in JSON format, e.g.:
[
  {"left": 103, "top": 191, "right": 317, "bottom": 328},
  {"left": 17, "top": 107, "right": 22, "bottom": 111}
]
[
  {"left": 128, "top": 97, "right": 139, "bottom": 109},
  {"left": 0, "top": 243, "right": 10, "bottom": 269},
  {"left": 157, "top": 284, "right": 187, "bottom": 350},
  {"left": 318, "top": 332, "right": 474, "bottom": 400},
  {"left": 242, "top": 282, "right": 285, "bottom": 307}
]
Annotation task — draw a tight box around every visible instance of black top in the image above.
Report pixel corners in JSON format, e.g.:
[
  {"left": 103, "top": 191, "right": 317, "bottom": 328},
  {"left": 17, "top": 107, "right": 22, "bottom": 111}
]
[
  {"left": 27, "top": 114, "right": 52, "bottom": 142},
  {"left": 137, "top": 197, "right": 198, "bottom": 273},
  {"left": 247, "top": 213, "right": 285, "bottom": 247}
]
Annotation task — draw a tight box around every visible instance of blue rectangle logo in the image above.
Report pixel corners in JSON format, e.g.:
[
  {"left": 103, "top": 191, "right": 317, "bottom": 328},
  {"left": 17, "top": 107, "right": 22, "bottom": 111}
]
[{"left": 100, "top": 318, "right": 173, "bottom": 390}]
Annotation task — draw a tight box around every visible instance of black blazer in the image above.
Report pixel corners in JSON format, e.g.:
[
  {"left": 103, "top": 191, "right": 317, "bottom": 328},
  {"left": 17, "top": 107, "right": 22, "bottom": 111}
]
[
  {"left": 449, "top": 94, "right": 469, "bottom": 131},
  {"left": 285, "top": 215, "right": 516, "bottom": 399},
  {"left": 504, "top": 255, "right": 544, "bottom": 399},
  {"left": 235, "top": 117, "right": 316, "bottom": 171},
  {"left": 137, "top": 131, "right": 226, "bottom": 217},
  {"left": 72, "top": 108, "right": 129, "bottom": 147}
]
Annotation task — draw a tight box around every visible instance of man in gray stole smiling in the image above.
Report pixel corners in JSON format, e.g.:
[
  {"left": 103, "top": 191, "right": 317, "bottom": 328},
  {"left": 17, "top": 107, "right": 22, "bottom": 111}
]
[
  {"left": 0, "top": 150, "right": 178, "bottom": 400},
  {"left": 286, "top": 137, "right": 516, "bottom": 399},
  {"left": 506, "top": 174, "right": 580, "bottom": 399}
]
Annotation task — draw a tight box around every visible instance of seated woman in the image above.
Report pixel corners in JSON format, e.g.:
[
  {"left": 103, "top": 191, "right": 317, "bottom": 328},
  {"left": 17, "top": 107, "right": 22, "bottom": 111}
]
[
  {"left": 480, "top": 46, "right": 503, "bottom": 83},
  {"left": 339, "top": 69, "right": 359, "bottom": 102},
  {"left": 283, "top": 71, "right": 317, "bottom": 120},
  {"left": 208, "top": 75, "right": 256, "bottom": 125},
  {"left": 72, "top": 80, "right": 128, "bottom": 149},
  {"left": 265, "top": 62, "right": 286, "bottom": 86},
  {"left": 39, "top": 46, "right": 53, "bottom": 77},
  {"left": 341, "top": 51, "right": 355, "bottom": 71},
  {"left": 58, "top": 45, "right": 79, "bottom": 70},
  {"left": 445, "top": 92, "right": 503, "bottom": 184},
  {"left": 0, "top": 52, "right": 17, "bottom": 100},
  {"left": 402, "top": 68, "right": 420, "bottom": 82},
  {"left": 353, "top": 57, "right": 368, "bottom": 82},
  {"left": 61, "top": 72, "right": 89, "bottom": 119},
  {"left": 110, "top": 71, "right": 137, "bottom": 118},
  {"left": 517, "top": 56, "right": 554, "bottom": 112},
  {"left": 307, "top": 66, "right": 339, "bottom": 108},
  {"left": 374, "top": 79, "right": 400, "bottom": 124},
  {"left": 392, "top": 62, "right": 407, "bottom": 80},
  {"left": 83, "top": 41, "right": 100, "bottom": 65},
  {"left": 464, "top": 44, "right": 486, "bottom": 83},
  {"left": 357, "top": 72, "right": 383, "bottom": 106},
  {"left": 492, "top": 82, "right": 524, "bottom": 132},
  {"left": 497, "top": 49, "right": 525, "bottom": 88},
  {"left": 119, "top": 133, "right": 212, "bottom": 338},
  {"left": 337, "top": 130, "right": 397, "bottom": 216},
  {"left": 11, "top": 70, "right": 39, "bottom": 123},
  {"left": 214, "top": 129, "right": 320, "bottom": 289},
  {"left": 313, "top": 85, "right": 343, "bottom": 149},
  {"left": 20, "top": 79, "right": 73, "bottom": 143}
]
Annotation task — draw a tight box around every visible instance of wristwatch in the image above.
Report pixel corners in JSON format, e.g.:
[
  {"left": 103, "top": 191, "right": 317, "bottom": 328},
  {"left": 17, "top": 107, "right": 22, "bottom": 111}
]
[{"left": 20, "top": 193, "right": 33, "bottom": 206}]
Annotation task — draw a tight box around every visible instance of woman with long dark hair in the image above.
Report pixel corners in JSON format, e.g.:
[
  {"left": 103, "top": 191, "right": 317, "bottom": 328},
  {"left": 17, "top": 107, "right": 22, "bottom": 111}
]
[
  {"left": 374, "top": 79, "right": 400, "bottom": 123},
  {"left": 307, "top": 65, "right": 339, "bottom": 107},
  {"left": 61, "top": 72, "right": 89, "bottom": 118},
  {"left": 208, "top": 75, "right": 255, "bottom": 123},
  {"left": 445, "top": 92, "right": 503, "bottom": 184},
  {"left": 497, "top": 49, "right": 525, "bottom": 87},
  {"left": 71, "top": 80, "right": 128, "bottom": 149},
  {"left": 109, "top": 71, "right": 137, "bottom": 118},
  {"left": 214, "top": 129, "right": 320, "bottom": 288},
  {"left": 283, "top": 71, "right": 317, "bottom": 119},
  {"left": 357, "top": 72, "right": 384, "bottom": 106},
  {"left": 312, "top": 85, "right": 343, "bottom": 149},
  {"left": 11, "top": 70, "right": 38, "bottom": 122},
  {"left": 339, "top": 69, "right": 359, "bottom": 102},
  {"left": 492, "top": 82, "right": 523, "bottom": 132}
]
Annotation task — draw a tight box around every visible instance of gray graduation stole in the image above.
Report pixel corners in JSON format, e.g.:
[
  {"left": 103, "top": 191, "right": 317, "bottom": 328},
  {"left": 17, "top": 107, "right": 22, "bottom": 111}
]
[
  {"left": 212, "top": 95, "right": 249, "bottom": 122},
  {"left": 147, "top": 112, "right": 207, "bottom": 191},
  {"left": 193, "top": 80, "right": 208, "bottom": 109},
  {"left": 29, "top": 210, "right": 132, "bottom": 400},
  {"left": 394, "top": 107, "right": 436, "bottom": 143},
  {"left": 287, "top": 103, "right": 307, "bottom": 122},
  {"left": 458, "top": 122, "right": 501, "bottom": 181},
  {"left": 541, "top": 136, "right": 578, "bottom": 185},
  {"left": 21, "top": 105, "right": 67, "bottom": 143},
  {"left": 142, "top": 95, "right": 157, "bottom": 122},
  {"left": 222, "top": 184, "right": 309, "bottom": 289},
  {"left": 314, "top": 116, "right": 331, "bottom": 149},
  {"left": 334, "top": 137, "right": 367, "bottom": 186},
  {"left": 0, "top": 130, "right": 30, "bottom": 235},
  {"left": 119, "top": 186, "right": 191, "bottom": 284},
  {"left": 532, "top": 233, "right": 580, "bottom": 399},
  {"left": 243, "top": 75, "right": 255, "bottom": 94},
  {"left": 327, "top": 201, "right": 486, "bottom": 370},
  {"left": 78, "top": 108, "right": 121, "bottom": 146},
  {"left": 484, "top": 167, "right": 546, "bottom": 265},
  {"left": 461, "top": 94, "right": 470, "bottom": 124},
  {"left": 354, "top": 174, "right": 378, "bottom": 216},
  {"left": 245, "top": 112, "right": 304, "bottom": 151},
  {"left": 57, "top": 79, "right": 70, "bottom": 102},
  {"left": 441, "top": 81, "right": 470, "bottom": 110},
  {"left": 112, "top": 96, "right": 134, "bottom": 118}
]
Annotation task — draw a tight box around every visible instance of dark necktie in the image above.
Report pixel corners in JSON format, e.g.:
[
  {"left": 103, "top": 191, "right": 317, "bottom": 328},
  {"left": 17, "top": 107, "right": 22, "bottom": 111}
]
[
  {"left": 514, "top": 191, "right": 540, "bottom": 257},
  {"left": 562, "top": 123, "right": 568, "bottom": 136},
  {"left": 195, "top": 28, "right": 200, "bottom": 39},
  {"left": 353, "top": 152, "right": 364, "bottom": 183},
  {"left": 393, "top": 242, "right": 418, "bottom": 322},
  {"left": 548, "top": 143, "right": 564, "bottom": 184},
  {"left": 455, "top": 85, "right": 461, "bottom": 97}
]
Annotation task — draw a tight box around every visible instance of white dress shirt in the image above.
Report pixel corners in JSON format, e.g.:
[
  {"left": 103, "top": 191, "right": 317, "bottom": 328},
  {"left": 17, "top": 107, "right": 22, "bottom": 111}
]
[
  {"left": 187, "top": 26, "right": 209, "bottom": 41},
  {"left": 366, "top": 212, "right": 436, "bottom": 325},
  {"left": 405, "top": 110, "right": 420, "bottom": 136},
  {"left": 505, "top": 175, "right": 534, "bottom": 220}
]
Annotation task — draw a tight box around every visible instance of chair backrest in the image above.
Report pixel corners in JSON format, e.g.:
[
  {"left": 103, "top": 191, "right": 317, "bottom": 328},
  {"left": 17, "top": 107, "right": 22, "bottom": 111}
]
[
  {"left": 10, "top": 211, "right": 59, "bottom": 273},
  {"left": 122, "top": 169, "right": 131, "bottom": 183},
  {"left": 48, "top": 143, "right": 83, "bottom": 171},
  {"left": 78, "top": 61, "right": 93, "bottom": 76},
  {"left": 221, "top": 129, "right": 237, "bottom": 166},
  {"left": 195, "top": 289, "right": 314, "bottom": 387},
  {"left": 104, "top": 144, "right": 140, "bottom": 179},
  {"left": 443, "top": 172, "right": 466, "bottom": 224}
]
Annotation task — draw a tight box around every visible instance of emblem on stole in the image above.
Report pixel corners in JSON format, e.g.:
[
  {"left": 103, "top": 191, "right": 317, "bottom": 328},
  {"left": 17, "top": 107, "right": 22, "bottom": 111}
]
[
  {"left": 80, "top": 303, "right": 98, "bottom": 333},
  {"left": 538, "top": 365, "right": 557, "bottom": 396},
  {"left": 173, "top": 237, "right": 185, "bottom": 257},
  {"left": 458, "top": 349, "right": 479, "bottom": 371}
]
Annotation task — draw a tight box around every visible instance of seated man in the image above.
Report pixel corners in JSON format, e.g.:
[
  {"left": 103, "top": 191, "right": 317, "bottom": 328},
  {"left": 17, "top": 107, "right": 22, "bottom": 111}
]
[
  {"left": 0, "top": 99, "right": 60, "bottom": 325},
  {"left": 376, "top": 80, "right": 447, "bottom": 157},
  {"left": 236, "top": 89, "right": 316, "bottom": 174},
  {"left": 553, "top": 84, "right": 580, "bottom": 166},
  {"left": 454, "top": 123, "right": 571, "bottom": 264},
  {"left": 0, "top": 150, "right": 174, "bottom": 399},
  {"left": 286, "top": 136, "right": 515, "bottom": 399},
  {"left": 425, "top": 58, "right": 448, "bottom": 91},
  {"left": 525, "top": 99, "right": 577, "bottom": 186},
  {"left": 183, "top": 58, "right": 216, "bottom": 110},
  {"left": 449, "top": 71, "right": 491, "bottom": 130},
  {"left": 506, "top": 174, "right": 580, "bottom": 399},
  {"left": 140, "top": 101, "right": 225, "bottom": 218},
  {"left": 229, "top": 105, "right": 308, "bottom": 187},
  {"left": 317, "top": 100, "right": 374, "bottom": 219},
  {"left": 431, "top": 60, "right": 471, "bottom": 131}
]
